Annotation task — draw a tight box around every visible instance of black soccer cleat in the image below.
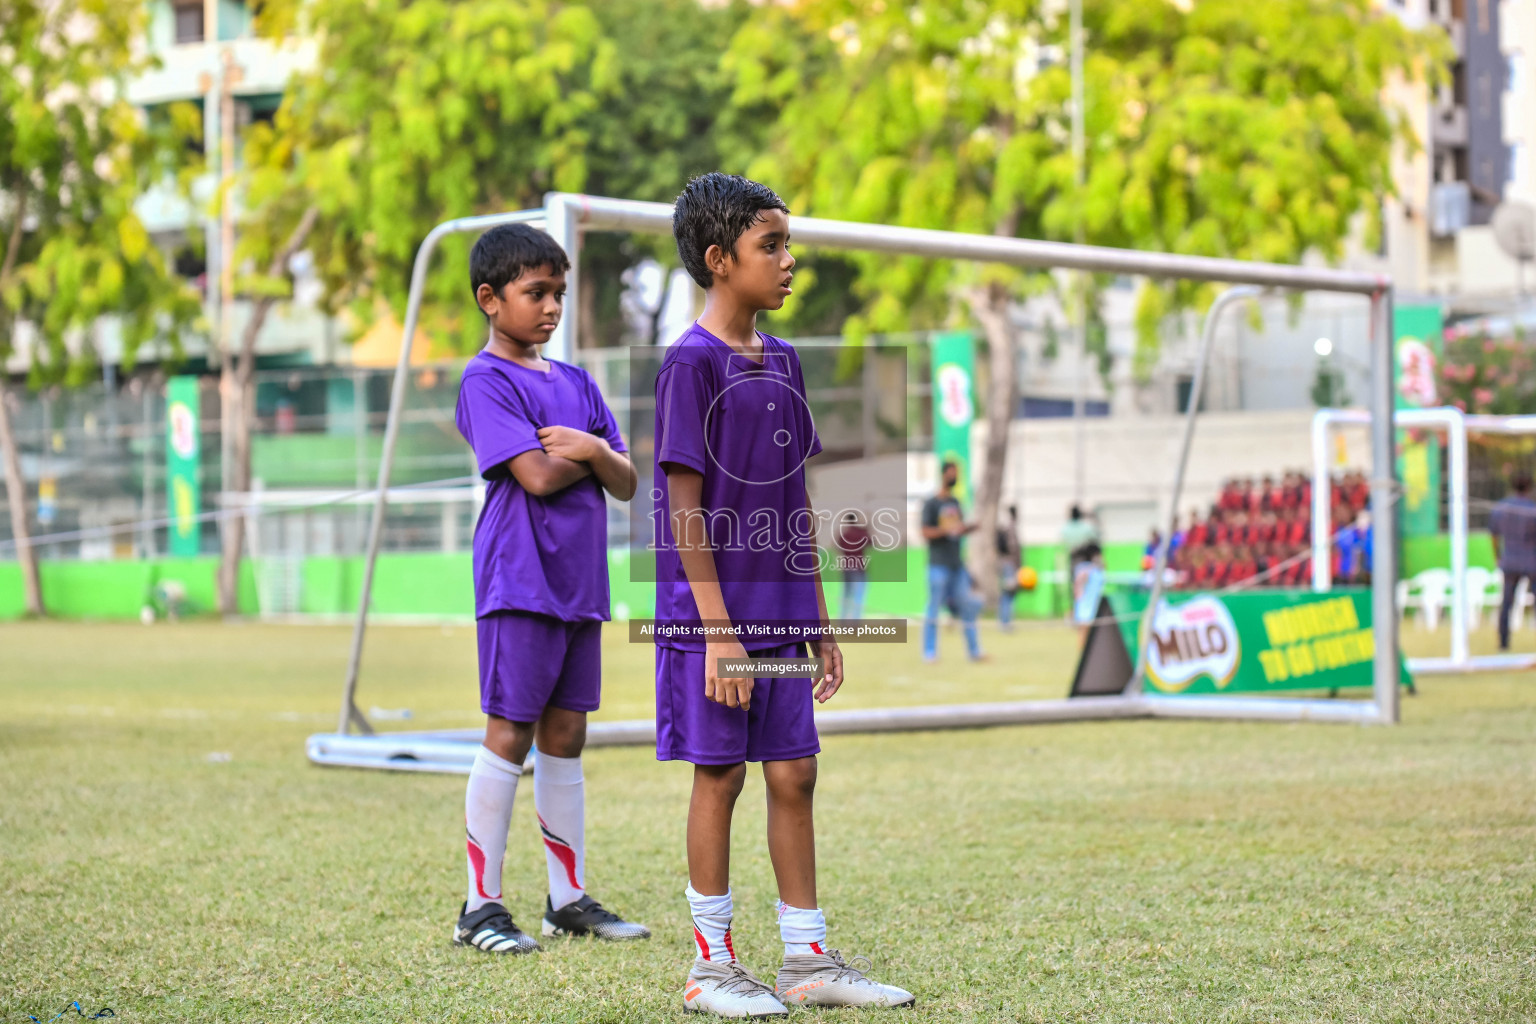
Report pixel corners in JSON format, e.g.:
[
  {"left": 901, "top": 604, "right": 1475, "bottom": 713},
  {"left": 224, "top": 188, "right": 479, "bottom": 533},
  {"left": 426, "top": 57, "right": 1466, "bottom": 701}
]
[
  {"left": 541, "top": 894, "right": 651, "bottom": 941},
  {"left": 453, "top": 900, "right": 542, "bottom": 954}
]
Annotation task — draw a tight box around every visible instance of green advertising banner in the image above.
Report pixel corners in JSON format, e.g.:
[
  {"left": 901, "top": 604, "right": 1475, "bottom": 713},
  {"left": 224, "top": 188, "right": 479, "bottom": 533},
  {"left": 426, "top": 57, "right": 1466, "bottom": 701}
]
[
  {"left": 1394, "top": 305, "right": 1443, "bottom": 538},
  {"left": 1071, "top": 588, "right": 1410, "bottom": 696},
  {"left": 166, "top": 375, "right": 202, "bottom": 557},
  {"left": 931, "top": 330, "right": 975, "bottom": 501}
]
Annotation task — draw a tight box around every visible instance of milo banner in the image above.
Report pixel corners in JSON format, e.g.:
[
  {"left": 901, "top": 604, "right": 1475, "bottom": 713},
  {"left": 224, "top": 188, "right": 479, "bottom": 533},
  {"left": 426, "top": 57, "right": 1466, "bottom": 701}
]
[
  {"left": 1394, "top": 305, "right": 1443, "bottom": 538},
  {"left": 1070, "top": 588, "right": 1411, "bottom": 697},
  {"left": 931, "top": 330, "right": 975, "bottom": 502},
  {"left": 165, "top": 375, "right": 202, "bottom": 557}
]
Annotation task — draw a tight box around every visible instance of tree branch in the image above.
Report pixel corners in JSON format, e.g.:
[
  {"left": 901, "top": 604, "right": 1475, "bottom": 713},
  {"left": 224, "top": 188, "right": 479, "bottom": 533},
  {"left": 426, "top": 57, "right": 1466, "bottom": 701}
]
[
  {"left": 235, "top": 204, "right": 320, "bottom": 379},
  {"left": 0, "top": 176, "right": 30, "bottom": 287}
]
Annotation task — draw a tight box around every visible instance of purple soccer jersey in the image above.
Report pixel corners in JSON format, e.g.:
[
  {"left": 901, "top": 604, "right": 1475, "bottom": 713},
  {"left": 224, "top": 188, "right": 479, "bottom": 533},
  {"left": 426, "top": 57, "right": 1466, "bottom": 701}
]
[
  {"left": 456, "top": 351, "right": 626, "bottom": 621},
  {"left": 651, "top": 324, "right": 824, "bottom": 651}
]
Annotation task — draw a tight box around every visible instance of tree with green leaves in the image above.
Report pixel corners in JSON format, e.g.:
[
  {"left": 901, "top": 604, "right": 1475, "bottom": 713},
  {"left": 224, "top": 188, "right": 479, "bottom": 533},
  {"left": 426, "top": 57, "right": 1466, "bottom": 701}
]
[
  {"left": 224, "top": 0, "right": 755, "bottom": 611},
  {"left": 726, "top": 0, "right": 1444, "bottom": 606},
  {"left": 0, "top": 0, "right": 202, "bottom": 616}
]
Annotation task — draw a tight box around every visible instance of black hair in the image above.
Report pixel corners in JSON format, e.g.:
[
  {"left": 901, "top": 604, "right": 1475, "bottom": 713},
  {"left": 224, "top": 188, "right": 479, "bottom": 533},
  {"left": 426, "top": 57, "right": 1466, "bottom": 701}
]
[
  {"left": 469, "top": 224, "right": 571, "bottom": 318},
  {"left": 1513, "top": 474, "right": 1533, "bottom": 494},
  {"left": 1069, "top": 504, "right": 1083, "bottom": 520},
  {"left": 672, "top": 172, "right": 789, "bottom": 289}
]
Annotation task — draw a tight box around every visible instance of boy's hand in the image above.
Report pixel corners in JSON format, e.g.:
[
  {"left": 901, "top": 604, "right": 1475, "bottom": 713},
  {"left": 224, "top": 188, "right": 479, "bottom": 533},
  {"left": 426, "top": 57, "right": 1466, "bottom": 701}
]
[
  {"left": 808, "top": 637, "right": 843, "bottom": 703},
  {"left": 537, "top": 425, "right": 605, "bottom": 462},
  {"left": 705, "top": 639, "right": 753, "bottom": 711}
]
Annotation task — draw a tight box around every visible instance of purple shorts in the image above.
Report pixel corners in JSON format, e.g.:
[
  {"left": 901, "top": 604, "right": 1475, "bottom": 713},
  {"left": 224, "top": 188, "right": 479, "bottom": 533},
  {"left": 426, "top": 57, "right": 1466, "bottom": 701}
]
[
  {"left": 655, "top": 641, "right": 821, "bottom": 765},
  {"left": 478, "top": 611, "right": 602, "bottom": 723}
]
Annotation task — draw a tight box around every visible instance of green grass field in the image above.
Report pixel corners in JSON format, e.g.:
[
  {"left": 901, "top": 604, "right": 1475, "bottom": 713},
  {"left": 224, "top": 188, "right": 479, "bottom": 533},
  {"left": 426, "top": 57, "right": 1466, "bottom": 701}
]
[{"left": 3, "top": 618, "right": 1534, "bottom": 1023}]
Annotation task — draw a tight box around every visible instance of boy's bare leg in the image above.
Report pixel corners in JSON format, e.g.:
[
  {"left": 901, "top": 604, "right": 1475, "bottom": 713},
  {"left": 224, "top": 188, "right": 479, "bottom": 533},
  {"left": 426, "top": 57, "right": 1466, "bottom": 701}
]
[
  {"left": 764, "top": 755, "right": 915, "bottom": 1009},
  {"left": 763, "top": 757, "right": 817, "bottom": 909},
  {"left": 483, "top": 713, "right": 536, "bottom": 766},
  {"left": 533, "top": 705, "right": 587, "bottom": 758},
  {"left": 684, "top": 762, "right": 786, "bottom": 1013},
  {"left": 688, "top": 762, "right": 747, "bottom": 895}
]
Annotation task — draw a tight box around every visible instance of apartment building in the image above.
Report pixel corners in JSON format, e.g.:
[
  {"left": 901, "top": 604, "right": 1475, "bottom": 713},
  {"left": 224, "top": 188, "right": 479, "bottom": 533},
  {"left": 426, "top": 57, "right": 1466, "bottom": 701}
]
[
  {"left": 121, "top": 0, "right": 329, "bottom": 371},
  {"left": 1381, "top": 0, "right": 1531, "bottom": 303}
]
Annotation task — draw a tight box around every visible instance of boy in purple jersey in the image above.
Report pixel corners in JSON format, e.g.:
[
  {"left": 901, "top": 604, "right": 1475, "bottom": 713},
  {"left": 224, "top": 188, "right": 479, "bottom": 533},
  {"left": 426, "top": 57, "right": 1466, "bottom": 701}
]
[
  {"left": 450, "top": 224, "right": 649, "bottom": 955},
  {"left": 655, "top": 173, "right": 915, "bottom": 1016}
]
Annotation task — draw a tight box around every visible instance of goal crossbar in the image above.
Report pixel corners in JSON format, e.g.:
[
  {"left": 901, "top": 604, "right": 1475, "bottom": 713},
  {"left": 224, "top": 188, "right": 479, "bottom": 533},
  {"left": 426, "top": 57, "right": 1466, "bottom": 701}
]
[{"left": 322, "top": 192, "right": 1400, "bottom": 756}]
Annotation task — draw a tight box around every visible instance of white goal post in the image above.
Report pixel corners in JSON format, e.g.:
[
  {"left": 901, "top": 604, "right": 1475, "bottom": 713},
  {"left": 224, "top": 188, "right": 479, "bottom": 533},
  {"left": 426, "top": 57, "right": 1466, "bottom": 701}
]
[
  {"left": 1313, "top": 406, "right": 1536, "bottom": 675},
  {"left": 308, "top": 191, "right": 1402, "bottom": 772}
]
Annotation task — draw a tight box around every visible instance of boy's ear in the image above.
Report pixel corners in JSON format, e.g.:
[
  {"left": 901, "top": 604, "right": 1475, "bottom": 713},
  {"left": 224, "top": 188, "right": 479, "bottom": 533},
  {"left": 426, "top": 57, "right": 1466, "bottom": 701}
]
[
  {"left": 703, "top": 242, "right": 731, "bottom": 283},
  {"left": 475, "top": 282, "right": 499, "bottom": 316}
]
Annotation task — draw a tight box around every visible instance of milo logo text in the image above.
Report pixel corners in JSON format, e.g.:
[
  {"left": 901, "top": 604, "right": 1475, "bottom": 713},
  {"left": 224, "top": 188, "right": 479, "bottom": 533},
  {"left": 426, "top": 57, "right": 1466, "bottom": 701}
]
[{"left": 1143, "top": 596, "right": 1241, "bottom": 692}]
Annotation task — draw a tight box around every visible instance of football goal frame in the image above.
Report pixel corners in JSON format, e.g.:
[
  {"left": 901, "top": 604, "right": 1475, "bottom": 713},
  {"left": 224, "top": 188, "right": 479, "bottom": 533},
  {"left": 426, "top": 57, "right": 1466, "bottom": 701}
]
[
  {"left": 1312, "top": 406, "right": 1536, "bottom": 675},
  {"left": 307, "top": 192, "right": 1401, "bottom": 774}
]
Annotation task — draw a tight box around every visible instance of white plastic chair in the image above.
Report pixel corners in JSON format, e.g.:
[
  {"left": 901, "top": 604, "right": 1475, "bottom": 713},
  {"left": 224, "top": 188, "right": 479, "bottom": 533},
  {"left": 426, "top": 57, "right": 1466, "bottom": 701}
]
[
  {"left": 1414, "top": 568, "right": 1453, "bottom": 630},
  {"left": 1513, "top": 574, "right": 1535, "bottom": 633},
  {"left": 1464, "top": 566, "right": 1494, "bottom": 628}
]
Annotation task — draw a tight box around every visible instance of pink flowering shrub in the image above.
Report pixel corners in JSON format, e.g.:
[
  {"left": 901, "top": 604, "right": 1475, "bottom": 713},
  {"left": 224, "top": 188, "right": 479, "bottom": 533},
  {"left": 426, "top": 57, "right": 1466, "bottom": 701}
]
[{"left": 1439, "top": 330, "right": 1536, "bottom": 415}]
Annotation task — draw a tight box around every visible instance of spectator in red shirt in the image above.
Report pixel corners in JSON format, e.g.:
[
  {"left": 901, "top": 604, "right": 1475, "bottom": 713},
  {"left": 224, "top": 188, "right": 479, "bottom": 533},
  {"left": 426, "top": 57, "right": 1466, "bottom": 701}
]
[
  {"left": 1187, "top": 509, "right": 1209, "bottom": 547},
  {"left": 1211, "top": 545, "right": 1234, "bottom": 587}
]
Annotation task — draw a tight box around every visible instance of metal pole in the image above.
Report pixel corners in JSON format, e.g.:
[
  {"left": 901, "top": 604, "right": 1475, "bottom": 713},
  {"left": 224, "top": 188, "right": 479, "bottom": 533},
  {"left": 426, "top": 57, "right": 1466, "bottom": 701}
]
[
  {"left": 1070, "top": 0, "right": 1086, "bottom": 505},
  {"left": 336, "top": 209, "right": 545, "bottom": 735},
  {"left": 1127, "top": 286, "right": 1260, "bottom": 695},
  {"left": 544, "top": 194, "right": 580, "bottom": 364},
  {"left": 140, "top": 381, "right": 154, "bottom": 558},
  {"left": 545, "top": 194, "right": 1388, "bottom": 293},
  {"left": 1310, "top": 409, "right": 1333, "bottom": 591},
  {"left": 1368, "top": 289, "right": 1400, "bottom": 723},
  {"left": 1447, "top": 409, "right": 1468, "bottom": 666}
]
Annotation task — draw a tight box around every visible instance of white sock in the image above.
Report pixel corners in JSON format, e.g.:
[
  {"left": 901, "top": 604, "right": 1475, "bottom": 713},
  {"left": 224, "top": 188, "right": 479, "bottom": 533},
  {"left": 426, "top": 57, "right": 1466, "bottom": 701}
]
[
  {"left": 533, "top": 751, "right": 586, "bottom": 910},
  {"left": 687, "top": 884, "right": 736, "bottom": 962},
  {"left": 464, "top": 746, "right": 521, "bottom": 913},
  {"left": 777, "top": 901, "right": 827, "bottom": 956}
]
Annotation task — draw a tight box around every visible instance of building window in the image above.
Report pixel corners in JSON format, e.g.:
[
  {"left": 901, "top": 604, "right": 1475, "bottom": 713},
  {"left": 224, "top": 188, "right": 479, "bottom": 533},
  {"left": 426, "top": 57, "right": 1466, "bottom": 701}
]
[
  {"left": 1510, "top": 52, "right": 1525, "bottom": 97},
  {"left": 173, "top": 2, "right": 205, "bottom": 44},
  {"left": 1512, "top": 143, "right": 1527, "bottom": 187}
]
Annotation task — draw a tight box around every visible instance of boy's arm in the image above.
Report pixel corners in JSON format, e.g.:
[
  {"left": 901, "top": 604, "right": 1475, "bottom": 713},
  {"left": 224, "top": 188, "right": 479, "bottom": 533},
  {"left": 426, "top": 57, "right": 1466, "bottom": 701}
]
[
  {"left": 506, "top": 448, "right": 592, "bottom": 497},
  {"left": 805, "top": 489, "right": 844, "bottom": 704},
  {"left": 666, "top": 465, "right": 754, "bottom": 710},
  {"left": 533, "top": 426, "right": 636, "bottom": 500},
  {"left": 586, "top": 442, "right": 638, "bottom": 501}
]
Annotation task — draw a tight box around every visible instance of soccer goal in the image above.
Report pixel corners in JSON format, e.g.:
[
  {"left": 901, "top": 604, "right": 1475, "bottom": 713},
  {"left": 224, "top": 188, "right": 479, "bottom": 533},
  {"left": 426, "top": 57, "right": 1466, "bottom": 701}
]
[
  {"left": 1312, "top": 406, "right": 1536, "bottom": 675},
  {"left": 306, "top": 192, "right": 1403, "bottom": 774}
]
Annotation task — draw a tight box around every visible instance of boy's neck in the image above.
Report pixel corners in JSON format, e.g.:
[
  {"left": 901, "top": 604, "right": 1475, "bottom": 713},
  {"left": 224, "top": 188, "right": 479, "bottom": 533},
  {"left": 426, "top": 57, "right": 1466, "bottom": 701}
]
[
  {"left": 484, "top": 332, "right": 547, "bottom": 368},
  {"left": 696, "top": 292, "right": 763, "bottom": 354}
]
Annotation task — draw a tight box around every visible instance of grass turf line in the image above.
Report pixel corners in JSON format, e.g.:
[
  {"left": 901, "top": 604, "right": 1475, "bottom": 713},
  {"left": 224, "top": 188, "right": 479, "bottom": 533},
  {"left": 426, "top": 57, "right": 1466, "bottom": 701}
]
[{"left": 1, "top": 620, "right": 1534, "bottom": 1022}]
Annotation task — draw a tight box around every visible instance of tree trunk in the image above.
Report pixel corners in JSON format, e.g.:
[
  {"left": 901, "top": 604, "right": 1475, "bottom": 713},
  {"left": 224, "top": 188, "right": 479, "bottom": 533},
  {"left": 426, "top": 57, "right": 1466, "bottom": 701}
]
[
  {"left": 968, "top": 280, "right": 1020, "bottom": 614},
  {"left": 216, "top": 206, "right": 320, "bottom": 616},
  {"left": 0, "top": 179, "right": 42, "bottom": 615},
  {"left": 0, "top": 380, "right": 44, "bottom": 615}
]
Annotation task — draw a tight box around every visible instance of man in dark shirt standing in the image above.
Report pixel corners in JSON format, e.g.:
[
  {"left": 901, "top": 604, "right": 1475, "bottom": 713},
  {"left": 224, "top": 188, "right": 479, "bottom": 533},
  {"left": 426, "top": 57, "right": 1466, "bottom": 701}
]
[
  {"left": 920, "top": 459, "right": 986, "bottom": 663},
  {"left": 1489, "top": 475, "right": 1536, "bottom": 651}
]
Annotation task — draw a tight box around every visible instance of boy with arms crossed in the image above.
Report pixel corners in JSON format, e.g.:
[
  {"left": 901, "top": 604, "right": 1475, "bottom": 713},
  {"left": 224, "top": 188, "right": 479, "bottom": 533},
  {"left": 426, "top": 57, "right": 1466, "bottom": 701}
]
[
  {"left": 654, "top": 173, "right": 915, "bottom": 1017},
  {"left": 452, "top": 224, "right": 649, "bottom": 953}
]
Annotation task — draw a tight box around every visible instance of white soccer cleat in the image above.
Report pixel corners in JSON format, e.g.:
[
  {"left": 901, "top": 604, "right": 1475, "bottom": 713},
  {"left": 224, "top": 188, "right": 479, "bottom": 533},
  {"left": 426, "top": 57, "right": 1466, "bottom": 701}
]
[
  {"left": 775, "top": 949, "right": 916, "bottom": 1009},
  {"left": 683, "top": 958, "right": 789, "bottom": 1018}
]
